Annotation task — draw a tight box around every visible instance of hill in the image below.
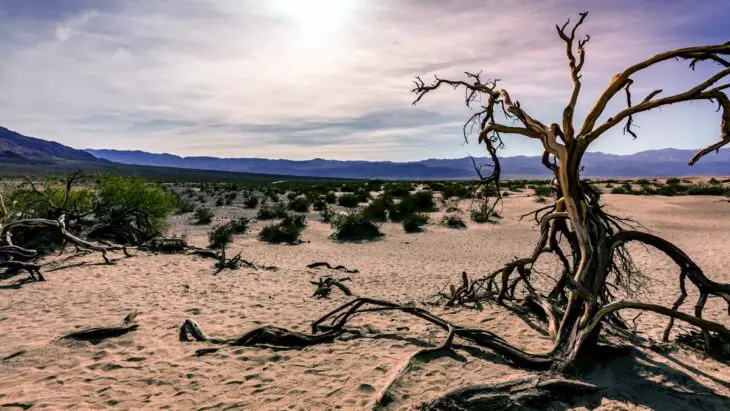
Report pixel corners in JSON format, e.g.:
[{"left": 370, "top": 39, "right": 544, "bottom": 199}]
[
  {"left": 0, "top": 126, "right": 99, "bottom": 162},
  {"left": 87, "top": 148, "right": 730, "bottom": 179}
]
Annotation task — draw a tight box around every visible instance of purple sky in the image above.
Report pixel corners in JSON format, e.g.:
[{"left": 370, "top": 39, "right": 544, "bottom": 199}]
[{"left": 0, "top": 0, "right": 728, "bottom": 160}]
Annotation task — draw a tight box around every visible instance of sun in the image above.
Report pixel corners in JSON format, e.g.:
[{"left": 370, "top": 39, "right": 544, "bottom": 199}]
[{"left": 268, "top": 0, "right": 359, "bottom": 39}]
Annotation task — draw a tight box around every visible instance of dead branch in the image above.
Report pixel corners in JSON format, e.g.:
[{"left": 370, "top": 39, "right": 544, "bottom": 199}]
[
  {"left": 311, "top": 277, "right": 354, "bottom": 298},
  {"left": 307, "top": 261, "right": 359, "bottom": 273},
  {"left": 59, "top": 311, "right": 139, "bottom": 342}
]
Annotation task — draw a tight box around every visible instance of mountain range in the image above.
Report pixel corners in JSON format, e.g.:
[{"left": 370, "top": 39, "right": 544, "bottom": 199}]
[
  {"left": 0, "top": 125, "right": 728, "bottom": 179},
  {"left": 86, "top": 147, "right": 730, "bottom": 179}
]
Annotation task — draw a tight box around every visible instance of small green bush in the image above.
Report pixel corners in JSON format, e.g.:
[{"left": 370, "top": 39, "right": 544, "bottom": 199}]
[
  {"left": 243, "top": 196, "right": 259, "bottom": 209},
  {"left": 258, "top": 216, "right": 303, "bottom": 244},
  {"left": 325, "top": 192, "right": 337, "bottom": 204},
  {"left": 330, "top": 211, "right": 383, "bottom": 241},
  {"left": 208, "top": 217, "right": 249, "bottom": 250},
  {"left": 193, "top": 207, "right": 214, "bottom": 224},
  {"left": 411, "top": 191, "right": 436, "bottom": 211},
  {"left": 175, "top": 198, "right": 196, "bottom": 214},
  {"left": 257, "top": 203, "right": 288, "bottom": 220},
  {"left": 337, "top": 193, "right": 361, "bottom": 208},
  {"left": 362, "top": 196, "right": 392, "bottom": 222},
  {"left": 610, "top": 187, "right": 628, "bottom": 195},
  {"left": 403, "top": 213, "right": 428, "bottom": 233},
  {"left": 93, "top": 175, "right": 178, "bottom": 241},
  {"left": 313, "top": 198, "right": 327, "bottom": 211},
  {"left": 687, "top": 184, "right": 726, "bottom": 196},
  {"left": 666, "top": 177, "right": 681, "bottom": 185},
  {"left": 288, "top": 197, "right": 310, "bottom": 212}
]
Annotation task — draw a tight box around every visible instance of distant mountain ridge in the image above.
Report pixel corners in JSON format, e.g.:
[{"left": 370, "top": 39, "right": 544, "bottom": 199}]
[
  {"left": 0, "top": 126, "right": 99, "bottom": 163},
  {"left": 1, "top": 124, "right": 727, "bottom": 179},
  {"left": 87, "top": 148, "right": 730, "bottom": 179}
]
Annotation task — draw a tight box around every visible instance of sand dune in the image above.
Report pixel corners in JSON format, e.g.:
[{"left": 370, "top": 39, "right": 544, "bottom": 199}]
[{"left": 2, "top": 194, "right": 730, "bottom": 410}]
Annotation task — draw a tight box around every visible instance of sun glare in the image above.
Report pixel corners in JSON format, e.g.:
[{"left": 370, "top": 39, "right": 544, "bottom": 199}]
[{"left": 268, "top": 0, "right": 359, "bottom": 39}]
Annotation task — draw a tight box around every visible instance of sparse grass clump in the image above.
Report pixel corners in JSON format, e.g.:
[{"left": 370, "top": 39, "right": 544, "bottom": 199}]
[
  {"left": 470, "top": 209, "right": 500, "bottom": 224},
  {"left": 442, "top": 214, "right": 466, "bottom": 229}
]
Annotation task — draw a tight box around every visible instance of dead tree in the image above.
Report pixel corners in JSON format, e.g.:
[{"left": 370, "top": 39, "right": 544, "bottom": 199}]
[{"left": 180, "top": 12, "right": 730, "bottom": 407}]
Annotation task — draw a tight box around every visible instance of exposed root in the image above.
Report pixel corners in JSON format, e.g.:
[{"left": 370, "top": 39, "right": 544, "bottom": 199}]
[
  {"left": 373, "top": 325, "right": 455, "bottom": 409},
  {"left": 59, "top": 311, "right": 139, "bottom": 343},
  {"left": 307, "top": 261, "right": 359, "bottom": 273},
  {"left": 419, "top": 375, "right": 597, "bottom": 410}
]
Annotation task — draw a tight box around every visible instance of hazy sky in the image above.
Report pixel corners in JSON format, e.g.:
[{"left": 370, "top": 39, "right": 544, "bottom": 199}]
[{"left": 0, "top": 0, "right": 728, "bottom": 161}]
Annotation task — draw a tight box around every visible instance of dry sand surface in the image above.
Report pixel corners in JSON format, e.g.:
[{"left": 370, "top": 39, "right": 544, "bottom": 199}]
[{"left": 2, "top": 194, "right": 730, "bottom": 410}]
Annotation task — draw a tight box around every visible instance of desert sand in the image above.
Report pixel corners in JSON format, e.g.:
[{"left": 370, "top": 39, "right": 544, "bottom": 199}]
[{"left": 2, "top": 193, "right": 730, "bottom": 410}]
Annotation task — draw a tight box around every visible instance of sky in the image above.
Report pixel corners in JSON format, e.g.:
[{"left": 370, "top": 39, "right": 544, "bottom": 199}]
[{"left": 0, "top": 0, "right": 728, "bottom": 161}]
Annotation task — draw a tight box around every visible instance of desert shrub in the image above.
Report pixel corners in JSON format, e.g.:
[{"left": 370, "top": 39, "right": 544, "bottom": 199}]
[
  {"left": 8, "top": 181, "right": 97, "bottom": 224},
  {"left": 412, "top": 190, "right": 436, "bottom": 211},
  {"left": 687, "top": 184, "right": 727, "bottom": 196},
  {"left": 215, "top": 197, "right": 225, "bottom": 207},
  {"left": 440, "top": 184, "right": 470, "bottom": 199},
  {"left": 709, "top": 177, "right": 722, "bottom": 185},
  {"left": 385, "top": 184, "right": 411, "bottom": 198},
  {"left": 666, "top": 177, "right": 681, "bottom": 185},
  {"left": 610, "top": 187, "right": 628, "bottom": 195},
  {"left": 656, "top": 185, "right": 678, "bottom": 196},
  {"left": 313, "top": 198, "right": 327, "bottom": 211},
  {"left": 208, "top": 217, "right": 249, "bottom": 250},
  {"left": 442, "top": 214, "right": 466, "bottom": 229},
  {"left": 325, "top": 192, "right": 337, "bottom": 204},
  {"left": 258, "top": 216, "right": 303, "bottom": 244},
  {"left": 243, "top": 196, "right": 259, "bottom": 209},
  {"left": 257, "top": 203, "right": 288, "bottom": 220},
  {"left": 288, "top": 197, "right": 310, "bottom": 212},
  {"left": 389, "top": 197, "right": 416, "bottom": 221},
  {"left": 635, "top": 178, "right": 651, "bottom": 186},
  {"left": 193, "top": 206, "right": 214, "bottom": 225},
  {"left": 286, "top": 192, "right": 298, "bottom": 201},
  {"left": 330, "top": 211, "right": 383, "bottom": 241},
  {"left": 403, "top": 213, "right": 428, "bottom": 233},
  {"left": 319, "top": 206, "right": 336, "bottom": 223},
  {"left": 93, "top": 175, "right": 178, "bottom": 242},
  {"left": 502, "top": 191, "right": 510, "bottom": 197},
  {"left": 337, "top": 193, "right": 361, "bottom": 208},
  {"left": 282, "top": 213, "right": 307, "bottom": 228},
  {"left": 174, "top": 197, "right": 196, "bottom": 214},
  {"left": 362, "top": 196, "right": 392, "bottom": 222}
]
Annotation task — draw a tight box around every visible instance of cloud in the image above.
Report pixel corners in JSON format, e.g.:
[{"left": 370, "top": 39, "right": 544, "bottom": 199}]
[{"left": 0, "top": 0, "right": 728, "bottom": 161}]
